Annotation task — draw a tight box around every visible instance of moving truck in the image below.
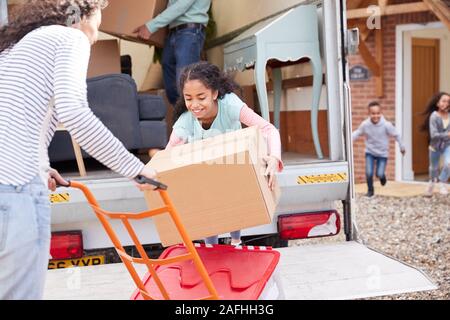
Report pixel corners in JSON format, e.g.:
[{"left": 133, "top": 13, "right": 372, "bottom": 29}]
[{"left": 1, "top": 0, "right": 437, "bottom": 299}]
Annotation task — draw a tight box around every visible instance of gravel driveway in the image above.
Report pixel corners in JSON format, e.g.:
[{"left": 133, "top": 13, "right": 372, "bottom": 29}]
[{"left": 291, "top": 193, "right": 449, "bottom": 300}]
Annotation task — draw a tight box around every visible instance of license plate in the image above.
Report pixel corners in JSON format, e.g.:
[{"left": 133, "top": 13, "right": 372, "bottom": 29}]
[{"left": 48, "top": 255, "right": 105, "bottom": 269}]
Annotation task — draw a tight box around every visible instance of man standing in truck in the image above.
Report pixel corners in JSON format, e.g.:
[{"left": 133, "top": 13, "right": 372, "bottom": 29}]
[
  {"left": 134, "top": 0, "right": 212, "bottom": 108},
  {"left": 352, "top": 101, "right": 406, "bottom": 197}
]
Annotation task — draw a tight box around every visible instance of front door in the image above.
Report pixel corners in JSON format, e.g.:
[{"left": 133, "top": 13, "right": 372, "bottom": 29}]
[{"left": 411, "top": 38, "right": 440, "bottom": 176}]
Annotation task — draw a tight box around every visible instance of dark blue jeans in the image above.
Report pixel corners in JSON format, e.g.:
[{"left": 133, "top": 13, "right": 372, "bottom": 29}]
[
  {"left": 162, "top": 26, "right": 206, "bottom": 106},
  {"left": 365, "top": 153, "right": 387, "bottom": 192}
]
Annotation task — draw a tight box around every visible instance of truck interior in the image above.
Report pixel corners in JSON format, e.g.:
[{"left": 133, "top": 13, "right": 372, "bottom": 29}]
[
  {"left": 223, "top": 3, "right": 336, "bottom": 167},
  {"left": 45, "top": 1, "right": 340, "bottom": 179}
]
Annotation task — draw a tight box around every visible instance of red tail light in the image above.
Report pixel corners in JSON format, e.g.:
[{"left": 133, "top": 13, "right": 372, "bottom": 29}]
[
  {"left": 50, "top": 231, "right": 83, "bottom": 260},
  {"left": 278, "top": 211, "right": 341, "bottom": 240}
]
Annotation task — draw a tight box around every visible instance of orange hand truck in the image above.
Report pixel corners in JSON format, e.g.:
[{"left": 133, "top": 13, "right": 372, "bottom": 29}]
[
  {"left": 61, "top": 176, "right": 282, "bottom": 300},
  {"left": 62, "top": 176, "right": 219, "bottom": 300}
]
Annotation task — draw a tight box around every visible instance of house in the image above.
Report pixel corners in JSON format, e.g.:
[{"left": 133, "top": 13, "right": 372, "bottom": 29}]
[{"left": 347, "top": 0, "right": 450, "bottom": 183}]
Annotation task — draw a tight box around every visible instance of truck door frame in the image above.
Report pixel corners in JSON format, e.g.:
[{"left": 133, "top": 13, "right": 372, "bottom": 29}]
[{"left": 340, "top": 0, "right": 359, "bottom": 241}]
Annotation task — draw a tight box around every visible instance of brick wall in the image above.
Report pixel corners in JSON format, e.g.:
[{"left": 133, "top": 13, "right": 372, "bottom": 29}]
[{"left": 348, "top": 11, "right": 438, "bottom": 183}]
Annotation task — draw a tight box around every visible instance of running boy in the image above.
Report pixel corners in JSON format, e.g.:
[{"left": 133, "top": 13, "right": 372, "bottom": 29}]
[{"left": 352, "top": 101, "right": 406, "bottom": 197}]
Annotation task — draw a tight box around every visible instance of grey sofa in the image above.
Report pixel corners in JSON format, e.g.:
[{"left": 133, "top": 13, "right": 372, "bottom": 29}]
[{"left": 49, "top": 74, "right": 168, "bottom": 163}]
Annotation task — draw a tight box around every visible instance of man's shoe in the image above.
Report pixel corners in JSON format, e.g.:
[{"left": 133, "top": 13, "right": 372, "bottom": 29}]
[
  {"left": 439, "top": 183, "right": 448, "bottom": 195},
  {"left": 366, "top": 190, "right": 374, "bottom": 197},
  {"left": 380, "top": 176, "right": 387, "bottom": 186}
]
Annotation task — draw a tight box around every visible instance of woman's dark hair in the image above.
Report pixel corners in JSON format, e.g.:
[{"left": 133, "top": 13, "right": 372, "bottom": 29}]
[
  {"left": 174, "top": 61, "right": 240, "bottom": 121},
  {"left": 0, "top": 0, "right": 108, "bottom": 53},
  {"left": 420, "top": 92, "right": 450, "bottom": 132}
]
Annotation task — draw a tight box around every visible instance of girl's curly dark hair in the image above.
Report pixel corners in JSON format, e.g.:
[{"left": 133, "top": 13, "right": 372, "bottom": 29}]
[
  {"left": 0, "top": 0, "right": 108, "bottom": 53},
  {"left": 174, "top": 61, "right": 241, "bottom": 121}
]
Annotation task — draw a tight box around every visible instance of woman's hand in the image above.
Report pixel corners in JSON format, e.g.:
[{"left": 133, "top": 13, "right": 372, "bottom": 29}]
[
  {"left": 263, "top": 156, "right": 280, "bottom": 191},
  {"left": 48, "top": 168, "right": 69, "bottom": 192},
  {"left": 135, "top": 166, "right": 158, "bottom": 191}
]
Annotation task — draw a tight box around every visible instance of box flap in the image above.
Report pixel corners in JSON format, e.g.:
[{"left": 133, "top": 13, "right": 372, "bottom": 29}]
[
  {"left": 100, "top": 0, "right": 168, "bottom": 48},
  {"left": 87, "top": 39, "right": 121, "bottom": 78}
]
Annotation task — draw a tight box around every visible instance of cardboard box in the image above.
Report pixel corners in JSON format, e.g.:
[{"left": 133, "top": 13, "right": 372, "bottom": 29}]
[
  {"left": 144, "top": 126, "right": 281, "bottom": 247},
  {"left": 87, "top": 39, "right": 121, "bottom": 78},
  {"left": 100, "top": 0, "right": 168, "bottom": 48}
]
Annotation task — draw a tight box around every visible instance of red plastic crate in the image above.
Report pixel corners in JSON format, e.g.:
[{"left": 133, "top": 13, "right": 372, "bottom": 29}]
[{"left": 131, "top": 244, "right": 280, "bottom": 300}]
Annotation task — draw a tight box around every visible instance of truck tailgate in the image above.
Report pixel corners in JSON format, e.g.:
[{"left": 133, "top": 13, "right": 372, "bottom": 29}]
[
  {"left": 277, "top": 241, "right": 437, "bottom": 299},
  {"left": 44, "top": 241, "right": 436, "bottom": 300}
]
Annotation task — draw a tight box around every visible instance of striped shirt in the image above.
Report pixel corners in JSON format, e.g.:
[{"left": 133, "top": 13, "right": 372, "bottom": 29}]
[{"left": 0, "top": 25, "right": 144, "bottom": 186}]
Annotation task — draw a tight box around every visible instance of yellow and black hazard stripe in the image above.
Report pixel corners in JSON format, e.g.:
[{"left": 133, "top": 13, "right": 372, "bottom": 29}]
[
  {"left": 49, "top": 193, "right": 70, "bottom": 204},
  {"left": 297, "top": 173, "right": 348, "bottom": 185}
]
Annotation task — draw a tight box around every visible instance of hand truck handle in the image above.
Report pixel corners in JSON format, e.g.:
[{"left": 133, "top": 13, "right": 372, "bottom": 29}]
[
  {"left": 55, "top": 180, "right": 71, "bottom": 188},
  {"left": 54, "top": 176, "right": 167, "bottom": 191},
  {"left": 134, "top": 175, "right": 168, "bottom": 190}
]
